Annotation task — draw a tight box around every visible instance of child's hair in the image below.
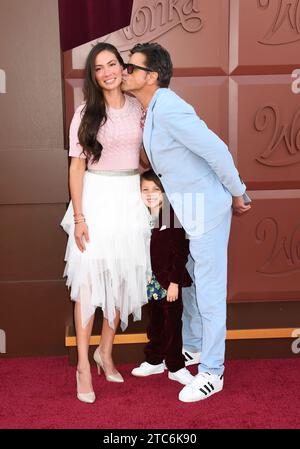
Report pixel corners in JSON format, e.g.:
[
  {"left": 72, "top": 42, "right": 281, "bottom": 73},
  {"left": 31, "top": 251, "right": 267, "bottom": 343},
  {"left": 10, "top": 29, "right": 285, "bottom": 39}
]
[
  {"left": 140, "top": 169, "right": 165, "bottom": 193},
  {"left": 141, "top": 169, "right": 178, "bottom": 229}
]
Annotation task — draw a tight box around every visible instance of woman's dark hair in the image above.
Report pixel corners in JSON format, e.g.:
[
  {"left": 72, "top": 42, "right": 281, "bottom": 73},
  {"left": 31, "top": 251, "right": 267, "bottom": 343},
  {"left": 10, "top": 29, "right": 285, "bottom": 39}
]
[
  {"left": 140, "top": 169, "right": 165, "bottom": 192},
  {"left": 78, "top": 43, "right": 124, "bottom": 163},
  {"left": 130, "top": 42, "right": 173, "bottom": 88}
]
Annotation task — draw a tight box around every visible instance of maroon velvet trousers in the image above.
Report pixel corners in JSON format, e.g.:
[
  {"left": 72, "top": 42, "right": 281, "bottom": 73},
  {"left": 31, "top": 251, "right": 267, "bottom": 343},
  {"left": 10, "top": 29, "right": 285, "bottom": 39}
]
[{"left": 144, "top": 292, "right": 185, "bottom": 373}]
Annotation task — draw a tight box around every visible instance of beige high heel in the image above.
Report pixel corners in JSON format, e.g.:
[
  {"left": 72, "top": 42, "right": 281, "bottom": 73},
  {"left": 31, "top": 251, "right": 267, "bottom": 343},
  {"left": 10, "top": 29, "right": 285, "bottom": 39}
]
[
  {"left": 93, "top": 347, "right": 124, "bottom": 383},
  {"left": 76, "top": 370, "right": 96, "bottom": 403}
]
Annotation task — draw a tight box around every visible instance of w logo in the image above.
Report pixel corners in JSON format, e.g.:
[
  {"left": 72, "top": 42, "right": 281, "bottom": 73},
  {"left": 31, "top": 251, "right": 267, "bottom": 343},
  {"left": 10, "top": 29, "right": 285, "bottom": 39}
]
[
  {"left": 0, "top": 69, "right": 6, "bottom": 93},
  {"left": 0, "top": 329, "right": 6, "bottom": 353}
]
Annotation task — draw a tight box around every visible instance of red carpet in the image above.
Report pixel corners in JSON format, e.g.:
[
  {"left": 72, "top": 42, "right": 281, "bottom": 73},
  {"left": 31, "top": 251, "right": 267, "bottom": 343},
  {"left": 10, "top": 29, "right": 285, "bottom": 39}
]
[{"left": 0, "top": 356, "right": 299, "bottom": 429}]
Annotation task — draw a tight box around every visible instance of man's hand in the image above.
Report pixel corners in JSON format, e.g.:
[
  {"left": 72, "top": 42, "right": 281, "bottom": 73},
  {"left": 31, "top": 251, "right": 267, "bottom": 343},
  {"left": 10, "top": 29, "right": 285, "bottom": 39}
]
[{"left": 232, "top": 196, "right": 251, "bottom": 216}]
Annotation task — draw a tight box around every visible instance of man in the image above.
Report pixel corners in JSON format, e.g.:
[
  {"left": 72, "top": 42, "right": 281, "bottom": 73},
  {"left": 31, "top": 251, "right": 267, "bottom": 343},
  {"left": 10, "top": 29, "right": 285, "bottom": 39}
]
[{"left": 122, "top": 43, "right": 251, "bottom": 402}]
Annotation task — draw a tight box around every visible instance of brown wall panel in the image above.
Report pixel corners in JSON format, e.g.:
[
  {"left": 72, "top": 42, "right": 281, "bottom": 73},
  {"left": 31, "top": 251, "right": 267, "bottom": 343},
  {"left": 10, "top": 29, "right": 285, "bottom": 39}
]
[
  {"left": 230, "top": 0, "right": 300, "bottom": 75},
  {"left": 0, "top": 0, "right": 68, "bottom": 358},
  {"left": 227, "top": 301, "right": 300, "bottom": 330},
  {"left": 0, "top": 204, "right": 67, "bottom": 282},
  {"left": 225, "top": 338, "right": 299, "bottom": 360},
  {"left": 0, "top": 0, "right": 64, "bottom": 149},
  {"left": 0, "top": 150, "right": 69, "bottom": 204},
  {"left": 64, "top": 78, "right": 84, "bottom": 145},
  {"left": 228, "top": 190, "right": 300, "bottom": 302},
  {"left": 229, "top": 75, "right": 300, "bottom": 190},
  {"left": 146, "top": 0, "right": 229, "bottom": 75},
  {"left": 170, "top": 76, "right": 228, "bottom": 143},
  {"left": 0, "top": 281, "right": 72, "bottom": 357},
  {"left": 65, "top": 0, "right": 229, "bottom": 78}
]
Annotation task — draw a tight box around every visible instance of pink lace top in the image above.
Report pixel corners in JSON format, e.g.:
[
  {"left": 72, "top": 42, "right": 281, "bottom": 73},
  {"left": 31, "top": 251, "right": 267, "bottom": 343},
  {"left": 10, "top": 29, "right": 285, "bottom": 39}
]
[{"left": 69, "top": 95, "right": 143, "bottom": 170}]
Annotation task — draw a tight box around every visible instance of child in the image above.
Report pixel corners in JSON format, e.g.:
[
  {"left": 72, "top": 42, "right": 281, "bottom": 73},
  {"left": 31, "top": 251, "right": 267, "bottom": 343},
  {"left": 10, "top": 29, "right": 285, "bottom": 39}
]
[{"left": 131, "top": 170, "right": 194, "bottom": 385}]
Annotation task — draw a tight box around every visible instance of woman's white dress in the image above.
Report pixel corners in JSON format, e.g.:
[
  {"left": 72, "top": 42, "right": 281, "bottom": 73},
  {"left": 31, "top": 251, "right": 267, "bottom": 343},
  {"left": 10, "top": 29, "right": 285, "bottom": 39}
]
[{"left": 61, "top": 95, "right": 151, "bottom": 330}]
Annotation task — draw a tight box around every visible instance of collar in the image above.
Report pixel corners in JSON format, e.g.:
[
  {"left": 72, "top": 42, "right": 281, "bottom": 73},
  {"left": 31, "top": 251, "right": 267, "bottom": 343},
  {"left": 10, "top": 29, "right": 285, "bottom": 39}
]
[{"left": 147, "top": 88, "right": 170, "bottom": 113}]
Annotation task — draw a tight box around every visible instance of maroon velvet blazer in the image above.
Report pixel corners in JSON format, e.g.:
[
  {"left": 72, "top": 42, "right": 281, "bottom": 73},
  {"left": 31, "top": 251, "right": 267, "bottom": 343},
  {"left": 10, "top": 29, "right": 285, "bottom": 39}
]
[{"left": 150, "top": 208, "right": 192, "bottom": 290}]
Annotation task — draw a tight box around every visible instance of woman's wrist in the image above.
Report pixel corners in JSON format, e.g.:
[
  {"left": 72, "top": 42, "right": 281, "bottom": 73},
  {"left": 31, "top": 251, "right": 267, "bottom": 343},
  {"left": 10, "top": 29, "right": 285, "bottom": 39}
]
[{"left": 73, "top": 212, "right": 85, "bottom": 224}]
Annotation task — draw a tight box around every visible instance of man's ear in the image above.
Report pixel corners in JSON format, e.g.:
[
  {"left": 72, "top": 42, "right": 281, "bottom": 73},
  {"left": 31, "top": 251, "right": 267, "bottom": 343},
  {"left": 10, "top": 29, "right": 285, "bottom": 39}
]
[{"left": 147, "top": 71, "right": 159, "bottom": 86}]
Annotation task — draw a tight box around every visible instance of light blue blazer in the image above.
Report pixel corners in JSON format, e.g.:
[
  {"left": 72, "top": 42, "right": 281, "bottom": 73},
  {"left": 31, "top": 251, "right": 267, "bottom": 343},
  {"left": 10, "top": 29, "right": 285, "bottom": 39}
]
[{"left": 143, "top": 88, "right": 246, "bottom": 236}]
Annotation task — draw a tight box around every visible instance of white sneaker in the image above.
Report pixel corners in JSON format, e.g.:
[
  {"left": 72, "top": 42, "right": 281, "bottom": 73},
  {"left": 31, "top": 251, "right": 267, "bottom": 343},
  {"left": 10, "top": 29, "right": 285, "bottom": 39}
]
[
  {"left": 168, "top": 367, "right": 194, "bottom": 385},
  {"left": 131, "top": 361, "right": 164, "bottom": 377},
  {"left": 182, "top": 348, "right": 201, "bottom": 367},
  {"left": 179, "top": 372, "right": 224, "bottom": 402}
]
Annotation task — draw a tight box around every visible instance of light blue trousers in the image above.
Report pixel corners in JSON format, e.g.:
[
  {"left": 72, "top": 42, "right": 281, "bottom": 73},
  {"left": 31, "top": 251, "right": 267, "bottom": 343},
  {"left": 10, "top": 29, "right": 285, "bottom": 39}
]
[{"left": 182, "top": 209, "right": 232, "bottom": 375}]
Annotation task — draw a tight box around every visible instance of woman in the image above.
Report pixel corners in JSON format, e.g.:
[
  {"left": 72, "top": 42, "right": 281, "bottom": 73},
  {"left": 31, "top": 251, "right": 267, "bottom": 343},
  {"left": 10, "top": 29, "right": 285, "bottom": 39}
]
[{"left": 61, "top": 43, "right": 151, "bottom": 403}]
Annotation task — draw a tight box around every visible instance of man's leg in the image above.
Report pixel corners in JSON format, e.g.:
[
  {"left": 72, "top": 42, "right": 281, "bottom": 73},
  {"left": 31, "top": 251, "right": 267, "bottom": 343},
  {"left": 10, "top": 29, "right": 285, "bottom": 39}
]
[
  {"left": 182, "top": 254, "right": 203, "bottom": 353},
  {"left": 189, "top": 209, "right": 232, "bottom": 376}
]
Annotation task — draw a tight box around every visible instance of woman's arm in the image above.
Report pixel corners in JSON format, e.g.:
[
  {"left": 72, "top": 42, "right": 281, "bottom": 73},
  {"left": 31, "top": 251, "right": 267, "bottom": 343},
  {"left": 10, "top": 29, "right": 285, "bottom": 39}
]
[{"left": 69, "top": 157, "right": 89, "bottom": 252}]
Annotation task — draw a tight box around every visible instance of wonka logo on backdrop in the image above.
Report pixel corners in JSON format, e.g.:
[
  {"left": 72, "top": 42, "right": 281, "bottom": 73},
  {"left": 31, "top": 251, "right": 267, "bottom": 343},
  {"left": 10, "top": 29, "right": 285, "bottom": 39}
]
[{"left": 120, "top": 0, "right": 202, "bottom": 50}]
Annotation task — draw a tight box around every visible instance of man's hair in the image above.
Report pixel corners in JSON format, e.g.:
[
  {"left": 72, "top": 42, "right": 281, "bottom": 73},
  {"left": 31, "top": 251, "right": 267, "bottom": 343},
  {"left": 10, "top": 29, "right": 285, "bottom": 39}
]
[
  {"left": 140, "top": 169, "right": 165, "bottom": 193},
  {"left": 130, "top": 42, "right": 173, "bottom": 88}
]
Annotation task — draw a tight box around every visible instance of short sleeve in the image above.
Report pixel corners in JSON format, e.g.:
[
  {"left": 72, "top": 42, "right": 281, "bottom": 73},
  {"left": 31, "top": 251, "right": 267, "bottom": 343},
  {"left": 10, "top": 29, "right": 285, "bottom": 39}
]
[{"left": 69, "top": 104, "right": 86, "bottom": 159}]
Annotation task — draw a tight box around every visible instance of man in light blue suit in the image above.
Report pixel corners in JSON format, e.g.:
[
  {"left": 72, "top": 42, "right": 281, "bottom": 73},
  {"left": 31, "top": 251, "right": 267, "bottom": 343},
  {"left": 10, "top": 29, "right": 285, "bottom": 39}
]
[{"left": 122, "top": 43, "right": 251, "bottom": 402}]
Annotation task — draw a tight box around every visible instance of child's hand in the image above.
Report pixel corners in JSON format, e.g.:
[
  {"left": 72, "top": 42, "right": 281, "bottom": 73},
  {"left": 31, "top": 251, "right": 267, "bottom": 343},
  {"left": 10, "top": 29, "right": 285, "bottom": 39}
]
[{"left": 167, "top": 283, "right": 179, "bottom": 302}]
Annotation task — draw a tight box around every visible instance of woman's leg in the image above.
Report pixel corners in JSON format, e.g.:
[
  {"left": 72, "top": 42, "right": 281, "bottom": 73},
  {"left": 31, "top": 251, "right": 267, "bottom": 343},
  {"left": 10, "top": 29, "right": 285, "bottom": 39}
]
[
  {"left": 74, "top": 300, "right": 95, "bottom": 393},
  {"left": 97, "top": 310, "right": 120, "bottom": 375}
]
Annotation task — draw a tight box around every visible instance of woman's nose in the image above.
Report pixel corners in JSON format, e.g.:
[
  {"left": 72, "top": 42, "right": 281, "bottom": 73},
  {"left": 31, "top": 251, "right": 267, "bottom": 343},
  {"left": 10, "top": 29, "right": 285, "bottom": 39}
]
[{"left": 103, "top": 68, "right": 111, "bottom": 76}]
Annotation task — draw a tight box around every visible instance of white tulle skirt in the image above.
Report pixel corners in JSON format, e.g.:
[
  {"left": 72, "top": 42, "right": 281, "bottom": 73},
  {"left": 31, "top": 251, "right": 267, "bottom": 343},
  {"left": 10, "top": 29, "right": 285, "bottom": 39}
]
[{"left": 61, "top": 169, "right": 151, "bottom": 331}]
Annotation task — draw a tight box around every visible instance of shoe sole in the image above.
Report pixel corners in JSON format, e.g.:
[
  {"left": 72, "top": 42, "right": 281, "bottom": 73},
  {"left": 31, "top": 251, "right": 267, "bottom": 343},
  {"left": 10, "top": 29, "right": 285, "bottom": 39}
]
[
  {"left": 168, "top": 373, "right": 193, "bottom": 386},
  {"left": 131, "top": 369, "right": 164, "bottom": 377},
  {"left": 179, "top": 385, "right": 223, "bottom": 402}
]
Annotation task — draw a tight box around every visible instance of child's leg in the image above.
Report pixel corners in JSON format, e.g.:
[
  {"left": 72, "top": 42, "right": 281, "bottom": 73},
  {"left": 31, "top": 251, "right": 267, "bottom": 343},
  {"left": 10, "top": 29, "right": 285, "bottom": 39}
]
[
  {"left": 164, "top": 292, "right": 186, "bottom": 373},
  {"left": 144, "top": 299, "right": 165, "bottom": 365}
]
